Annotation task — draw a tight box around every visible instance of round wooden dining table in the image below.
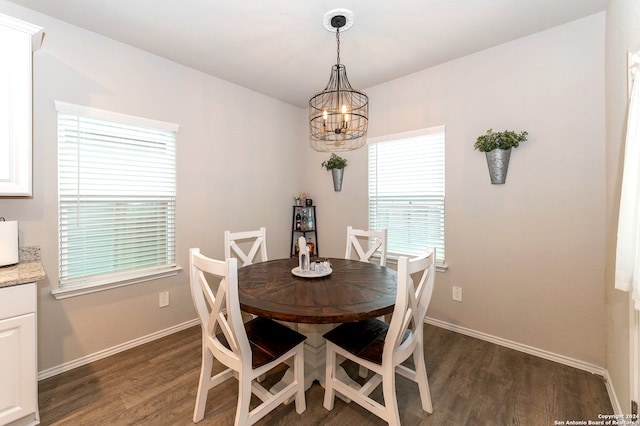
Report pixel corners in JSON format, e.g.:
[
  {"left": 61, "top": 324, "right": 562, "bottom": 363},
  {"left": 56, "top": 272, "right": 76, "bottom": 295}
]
[
  {"left": 237, "top": 257, "right": 397, "bottom": 324},
  {"left": 237, "top": 257, "right": 397, "bottom": 390}
]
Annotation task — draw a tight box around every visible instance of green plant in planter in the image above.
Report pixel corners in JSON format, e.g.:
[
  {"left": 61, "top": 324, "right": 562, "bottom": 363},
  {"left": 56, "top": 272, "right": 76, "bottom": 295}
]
[
  {"left": 473, "top": 128, "right": 528, "bottom": 152},
  {"left": 321, "top": 153, "right": 348, "bottom": 170}
]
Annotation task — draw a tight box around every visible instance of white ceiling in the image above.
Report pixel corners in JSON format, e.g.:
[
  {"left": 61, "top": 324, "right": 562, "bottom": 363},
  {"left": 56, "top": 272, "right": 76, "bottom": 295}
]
[{"left": 8, "top": 0, "right": 607, "bottom": 108}]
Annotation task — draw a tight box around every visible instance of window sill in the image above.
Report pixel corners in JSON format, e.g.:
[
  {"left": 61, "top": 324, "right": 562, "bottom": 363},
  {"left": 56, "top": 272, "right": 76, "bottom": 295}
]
[
  {"left": 375, "top": 255, "right": 448, "bottom": 272},
  {"left": 436, "top": 262, "right": 449, "bottom": 272},
  {"left": 51, "top": 266, "right": 182, "bottom": 300}
]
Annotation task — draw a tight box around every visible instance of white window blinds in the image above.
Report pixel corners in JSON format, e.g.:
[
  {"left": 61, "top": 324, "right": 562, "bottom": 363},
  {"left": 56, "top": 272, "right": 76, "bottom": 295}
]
[
  {"left": 56, "top": 101, "right": 178, "bottom": 290},
  {"left": 368, "top": 126, "right": 445, "bottom": 263}
]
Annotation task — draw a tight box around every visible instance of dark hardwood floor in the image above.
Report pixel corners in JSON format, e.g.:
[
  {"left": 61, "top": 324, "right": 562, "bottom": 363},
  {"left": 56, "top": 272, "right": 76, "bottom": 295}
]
[{"left": 38, "top": 324, "right": 613, "bottom": 425}]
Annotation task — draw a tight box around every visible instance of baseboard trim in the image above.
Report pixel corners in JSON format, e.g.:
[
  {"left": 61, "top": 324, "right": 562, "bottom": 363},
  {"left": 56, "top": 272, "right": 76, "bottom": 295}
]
[
  {"left": 37, "top": 318, "right": 200, "bottom": 381},
  {"left": 603, "top": 370, "right": 623, "bottom": 416},
  {"left": 424, "top": 316, "right": 607, "bottom": 376}
]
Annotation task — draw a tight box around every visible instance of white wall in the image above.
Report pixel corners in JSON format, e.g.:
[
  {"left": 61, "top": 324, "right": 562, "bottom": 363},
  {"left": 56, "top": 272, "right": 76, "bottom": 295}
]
[
  {"left": 303, "top": 13, "right": 607, "bottom": 366},
  {"left": 0, "top": 1, "right": 304, "bottom": 372},
  {"left": 605, "top": 0, "right": 640, "bottom": 415}
]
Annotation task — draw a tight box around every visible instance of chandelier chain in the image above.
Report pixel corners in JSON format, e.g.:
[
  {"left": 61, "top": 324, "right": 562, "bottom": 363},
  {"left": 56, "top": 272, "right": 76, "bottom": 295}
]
[{"left": 336, "top": 28, "right": 340, "bottom": 65}]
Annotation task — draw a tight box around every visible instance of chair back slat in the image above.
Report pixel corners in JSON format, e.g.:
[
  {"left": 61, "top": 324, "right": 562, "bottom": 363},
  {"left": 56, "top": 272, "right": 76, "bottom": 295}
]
[
  {"left": 414, "top": 256, "right": 435, "bottom": 322},
  {"left": 224, "top": 227, "right": 268, "bottom": 266},
  {"left": 345, "top": 226, "right": 388, "bottom": 266}
]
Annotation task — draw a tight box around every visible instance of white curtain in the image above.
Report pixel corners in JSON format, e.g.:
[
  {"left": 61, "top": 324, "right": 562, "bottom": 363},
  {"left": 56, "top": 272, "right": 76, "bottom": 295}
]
[{"left": 615, "top": 52, "right": 640, "bottom": 311}]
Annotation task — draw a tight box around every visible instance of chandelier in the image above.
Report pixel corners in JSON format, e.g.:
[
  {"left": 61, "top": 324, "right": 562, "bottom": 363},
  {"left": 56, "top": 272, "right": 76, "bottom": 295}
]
[{"left": 309, "top": 9, "right": 368, "bottom": 152}]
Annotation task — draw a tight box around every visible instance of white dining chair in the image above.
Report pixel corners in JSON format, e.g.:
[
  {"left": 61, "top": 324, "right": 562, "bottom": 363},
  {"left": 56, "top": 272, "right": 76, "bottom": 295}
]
[
  {"left": 224, "top": 227, "right": 268, "bottom": 266},
  {"left": 345, "top": 226, "right": 389, "bottom": 377},
  {"left": 323, "top": 248, "right": 436, "bottom": 426},
  {"left": 189, "top": 248, "right": 307, "bottom": 425},
  {"left": 345, "top": 226, "right": 387, "bottom": 266}
]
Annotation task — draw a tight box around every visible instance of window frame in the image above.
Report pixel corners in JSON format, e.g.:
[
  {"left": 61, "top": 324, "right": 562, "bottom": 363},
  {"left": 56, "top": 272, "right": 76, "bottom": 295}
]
[{"left": 52, "top": 101, "right": 181, "bottom": 299}]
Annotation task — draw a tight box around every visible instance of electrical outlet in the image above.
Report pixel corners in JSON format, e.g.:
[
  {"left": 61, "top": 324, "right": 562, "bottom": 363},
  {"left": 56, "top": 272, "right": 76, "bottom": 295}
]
[
  {"left": 159, "top": 291, "right": 169, "bottom": 308},
  {"left": 452, "top": 286, "right": 463, "bottom": 302}
]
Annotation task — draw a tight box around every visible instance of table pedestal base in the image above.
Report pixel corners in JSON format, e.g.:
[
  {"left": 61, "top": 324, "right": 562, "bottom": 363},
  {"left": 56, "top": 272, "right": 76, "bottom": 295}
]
[
  {"left": 268, "top": 322, "right": 359, "bottom": 403},
  {"left": 297, "top": 322, "right": 333, "bottom": 388}
]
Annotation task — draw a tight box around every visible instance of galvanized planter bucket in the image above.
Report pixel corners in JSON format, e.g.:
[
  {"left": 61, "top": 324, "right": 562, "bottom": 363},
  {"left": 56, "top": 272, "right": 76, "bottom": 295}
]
[
  {"left": 485, "top": 148, "right": 511, "bottom": 184},
  {"left": 331, "top": 168, "right": 344, "bottom": 192}
]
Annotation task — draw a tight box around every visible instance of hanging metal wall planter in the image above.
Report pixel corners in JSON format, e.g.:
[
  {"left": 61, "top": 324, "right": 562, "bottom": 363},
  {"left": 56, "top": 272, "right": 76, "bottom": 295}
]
[
  {"left": 473, "top": 129, "right": 528, "bottom": 185},
  {"left": 485, "top": 148, "right": 511, "bottom": 184},
  {"left": 331, "top": 168, "right": 344, "bottom": 192},
  {"left": 322, "top": 153, "right": 348, "bottom": 192}
]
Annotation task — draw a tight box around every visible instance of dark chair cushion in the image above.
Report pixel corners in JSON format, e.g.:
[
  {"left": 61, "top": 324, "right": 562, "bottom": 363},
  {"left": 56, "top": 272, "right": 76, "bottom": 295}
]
[
  {"left": 323, "top": 318, "right": 389, "bottom": 365},
  {"left": 217, "top": 316, "right": 306, "bottom": 369}
]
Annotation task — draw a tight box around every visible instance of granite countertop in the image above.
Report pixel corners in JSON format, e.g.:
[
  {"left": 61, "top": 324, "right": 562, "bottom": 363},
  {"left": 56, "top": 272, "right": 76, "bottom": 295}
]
[{"left": 0, "top": 246, "right": 46, "bottom": 289}]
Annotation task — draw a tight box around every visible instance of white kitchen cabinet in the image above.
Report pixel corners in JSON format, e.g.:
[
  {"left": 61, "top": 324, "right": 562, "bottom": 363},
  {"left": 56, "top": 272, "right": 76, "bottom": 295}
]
[
  {"left": 0, "top": 14, "right": 43, "bottom": 197},
  {"left": 0, "top": 283, "right": 38, "bottom": 426}
]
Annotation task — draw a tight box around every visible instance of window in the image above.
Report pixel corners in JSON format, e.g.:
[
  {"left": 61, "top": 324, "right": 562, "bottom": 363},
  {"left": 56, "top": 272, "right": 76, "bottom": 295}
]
[
  {"left": 368, "top": 126, "right": 445, "bottom": 264},
  {"left": 53, "top": 101, "right": 180, "bottom": 298}
]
